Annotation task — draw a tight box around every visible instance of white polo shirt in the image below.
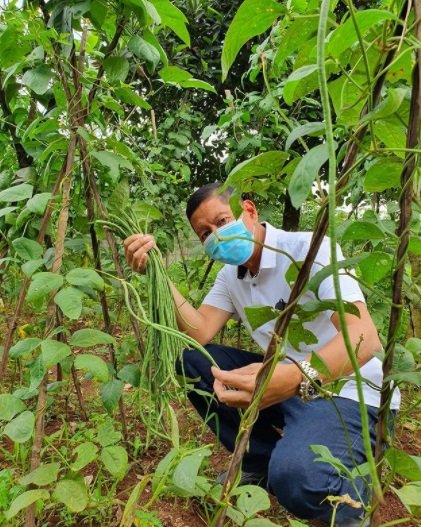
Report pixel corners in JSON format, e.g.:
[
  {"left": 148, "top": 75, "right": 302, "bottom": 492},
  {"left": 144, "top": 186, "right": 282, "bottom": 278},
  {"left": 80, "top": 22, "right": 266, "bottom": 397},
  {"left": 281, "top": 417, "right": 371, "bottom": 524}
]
[{"left": 203, "top": 222, "right": 400, "bottom": 409}]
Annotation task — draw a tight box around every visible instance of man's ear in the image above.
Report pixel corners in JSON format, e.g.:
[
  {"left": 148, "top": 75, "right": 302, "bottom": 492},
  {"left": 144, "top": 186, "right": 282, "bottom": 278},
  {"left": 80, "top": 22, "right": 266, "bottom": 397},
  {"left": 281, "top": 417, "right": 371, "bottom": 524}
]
[{"left": 242, "top": 199, "right": 258, "bottom": 221}]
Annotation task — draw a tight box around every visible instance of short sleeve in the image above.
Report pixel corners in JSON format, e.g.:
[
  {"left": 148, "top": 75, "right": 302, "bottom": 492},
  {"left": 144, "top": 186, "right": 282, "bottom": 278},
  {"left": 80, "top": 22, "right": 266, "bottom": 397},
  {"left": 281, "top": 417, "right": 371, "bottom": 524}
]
[
  {"left": 311, "top": 237, "right": 365, "bottom": 304},
  {"left": 202, "top": 267, "right": 237, "bottom": 314}
]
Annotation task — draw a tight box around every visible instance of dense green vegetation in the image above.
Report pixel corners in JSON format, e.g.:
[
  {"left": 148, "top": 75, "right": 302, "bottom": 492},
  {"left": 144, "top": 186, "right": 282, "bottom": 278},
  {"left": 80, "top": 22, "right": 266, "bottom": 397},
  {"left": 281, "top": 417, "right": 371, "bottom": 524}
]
[{"left": 0, "top": 0, "right": 420, "bottom": 526}]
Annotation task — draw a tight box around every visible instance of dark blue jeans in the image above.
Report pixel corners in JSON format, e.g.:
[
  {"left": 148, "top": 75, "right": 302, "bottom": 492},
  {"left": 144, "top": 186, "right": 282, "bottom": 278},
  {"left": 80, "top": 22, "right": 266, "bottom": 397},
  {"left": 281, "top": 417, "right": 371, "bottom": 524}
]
[{"left": 176, "top": 344, "right": 380, "bottom": 522}]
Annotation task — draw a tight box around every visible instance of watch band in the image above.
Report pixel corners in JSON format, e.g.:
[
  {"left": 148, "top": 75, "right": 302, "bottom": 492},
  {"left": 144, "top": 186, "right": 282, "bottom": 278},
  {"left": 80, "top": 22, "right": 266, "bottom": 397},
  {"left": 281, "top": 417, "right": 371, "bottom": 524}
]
[{"left": 298, "top": 360, "right": 322, "bottom": 401}]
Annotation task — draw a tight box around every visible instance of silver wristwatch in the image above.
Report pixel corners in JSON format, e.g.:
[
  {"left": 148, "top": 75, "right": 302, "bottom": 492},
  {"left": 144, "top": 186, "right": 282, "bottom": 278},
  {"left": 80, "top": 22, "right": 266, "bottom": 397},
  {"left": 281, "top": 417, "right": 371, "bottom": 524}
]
[{"left": 298, "top": 360, "right": 322, "bottom": 401}]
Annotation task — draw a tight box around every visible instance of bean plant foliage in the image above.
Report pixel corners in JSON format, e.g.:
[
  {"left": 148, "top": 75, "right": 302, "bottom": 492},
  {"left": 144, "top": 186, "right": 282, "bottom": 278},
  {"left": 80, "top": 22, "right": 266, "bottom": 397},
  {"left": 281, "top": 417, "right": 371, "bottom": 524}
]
[{"left": 0, "top": 0, "right": 419, "bottom": 526}]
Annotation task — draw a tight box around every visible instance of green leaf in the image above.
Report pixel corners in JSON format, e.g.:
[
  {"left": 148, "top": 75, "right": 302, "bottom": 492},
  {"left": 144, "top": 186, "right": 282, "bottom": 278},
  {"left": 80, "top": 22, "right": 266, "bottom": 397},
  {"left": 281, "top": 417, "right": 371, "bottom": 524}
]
[
  {"left": 273, "top": 17, "right": 318, "bottom": 73},
  {"left": 41, "top": 339, "right": 71, "bottom": 368},
  {"left": 101, "top": 445, "right": 128, "bottom": 477},
  {"left": 341, "top": 222, "right": 385, "bottom": 242},
  {"left": 66, "top": 268, "right": 104, "bottom": 291},
  {"left": 159, "top": 66, "right": 216, "bottom": 93},
  {"left": 54, "top": 287, "right": 84, "bottom": 319},
  {"left": 54, "top": 479, "right": 88, "bottom": 513},
  {"left": 0, "top": 206, "right": 17, "bottom": 217},
  {"left": 310, "top": 352, "right": 332, "bottom": 379},
  {"left": 283, "top": 64, "right": 319, "bottom": 106},
  {"left": 29, "top": 356, "right": 45, "bottom": 391},
  {"left": 289, "top": 143, "right": 336, "bottom": 209},
  {"left": 12, "top": 237, "right": 43, "bottom": 261},
  {"left": 328, "top": 10, "right": 396, "bottom": 59},
  {"left": 172, "top": 449, "right": 211, "bottom": 495},
  {"left": 385, "top": 448, "right": 421, "bottom": 481},
  {"left": 144, "top": 28, "right": 168, "bottom": 66},
  {"left": 22, "top": 259, "right": 45, "bottom": 278},
  {"left": 360, "top": 88, "right": 407, "bottom": 123},
  {"left": 224, "top": 151, "right": 288, "bottom": 188},
  {"left": 100, "top": 379, "right": 124, "bottom": 413},
  {"left": 4, "top": 489, "right": 49, "bottom": 520},
  {"left": 310, "top": 444, "right": 351, "bottom": 477},
  {"left": 22, "top": 65, "right": 53, "bottom": 95},
  {"left": 117, "top": 364, "right": 141, "bottom": 387},
  {"left": 74, "top": 354, "right": 109, "bottom": 383},
  {"left": 4, "top": 411, "right": 35, "bottom": 443},
  {"left": 27, "top": 272, "right": 63, "bottom": 302},
  {"left": 244, "top": 520, "right": 281, "bottom": 527},
  {"left": 132, "top": 201, "right": 163, "bottom": 221},
  {"left": 26, "top": 192, "right": 52, "bottom": 215},
  {"left": 9, "top": 337, "right": 42, "bottom": 360},
  {"left": 408, "top": 237, "right": 421, "bottom": 255},
  {"left": 0, "top": 183, "right": 33, "bottom": 203},
  {"left": 92, "top": 150, "right": 133, "bottom": 181},
  {"left": 393, "top": 482, "right": 421, "bottom": 515},
  {"left": 285, "top": 122, "right": 325, "bottom": 152},
  {"left": 70, "top": 329, "right": 115, "bottom": 348},
  {"left": 308, "top": 255, "right": 369, "bottom": 295},
  {"left": 19, "top": 463, "right": 60, "bottom": 486},
  {"left": 108, "top": 178, "right": 130, "bottom": 213},
  {"left": 364, "top": 159, "right": 402, "bottom": 192},
  {"left": 358, "top": 252, "right": 392, "bottom": 285},
  {"left": 150, "top": 0, "right": 190, "bottom": 46},
  {"left": 103, "top": 56, "right": 130, "bottom": 82},
  {"left": 221, "top": 0, "right": 284, "bottom": 81},
  {"left": 244, "top": 305, "right": 279, "bottom": 331},
  {"left": 70, "top": 442, "right": 98, "bottom": 471},
  {"left": 288, "top": 319, "right": 318, "bottom": 350},
  {"left": 0, "top": 394, "right": 26, "bottom": 421},
  {"left": 234, "top": 485, "right": 271, "bottom": 518},
  {"left": 97, "top": 420, "right": 122, "bottom": 447},
  {"left": 128, "top": 35, "right": 160, "bottom": 72},
  {"left": 115, "top": 87, "right": 151, "bottom": 109}
]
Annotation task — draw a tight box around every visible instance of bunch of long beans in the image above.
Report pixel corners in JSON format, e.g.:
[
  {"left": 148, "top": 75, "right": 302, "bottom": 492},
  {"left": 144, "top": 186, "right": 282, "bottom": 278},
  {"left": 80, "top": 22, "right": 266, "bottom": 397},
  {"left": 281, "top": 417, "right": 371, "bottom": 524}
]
[{"left": 98, "top": 210, "right": 217, "bottom": 445}]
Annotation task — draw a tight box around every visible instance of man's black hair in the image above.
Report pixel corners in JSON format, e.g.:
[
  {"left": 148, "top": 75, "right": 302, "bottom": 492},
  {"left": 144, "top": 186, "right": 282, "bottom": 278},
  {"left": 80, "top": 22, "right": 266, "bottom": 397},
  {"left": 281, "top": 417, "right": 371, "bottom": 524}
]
[{"left": 186, "top": 182, "right": 232, "bottom": 221}]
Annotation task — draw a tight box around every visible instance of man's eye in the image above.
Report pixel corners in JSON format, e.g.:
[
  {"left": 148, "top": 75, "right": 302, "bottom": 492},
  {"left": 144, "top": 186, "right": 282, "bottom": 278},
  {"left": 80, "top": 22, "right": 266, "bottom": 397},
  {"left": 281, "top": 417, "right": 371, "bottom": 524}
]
[
  {"left": 217, "top": 216, "right": 230, "bottom": 227},
  {"left": 201, "top": 231, "right": 210, "bottom": 243}
]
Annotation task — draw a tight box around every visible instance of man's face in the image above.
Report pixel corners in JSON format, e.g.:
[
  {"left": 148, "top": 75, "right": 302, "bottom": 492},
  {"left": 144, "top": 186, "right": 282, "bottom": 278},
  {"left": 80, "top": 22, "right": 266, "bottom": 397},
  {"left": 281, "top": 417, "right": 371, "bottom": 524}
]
[{"left": 190, "top": 196, "right": 236, "bottom": 244}]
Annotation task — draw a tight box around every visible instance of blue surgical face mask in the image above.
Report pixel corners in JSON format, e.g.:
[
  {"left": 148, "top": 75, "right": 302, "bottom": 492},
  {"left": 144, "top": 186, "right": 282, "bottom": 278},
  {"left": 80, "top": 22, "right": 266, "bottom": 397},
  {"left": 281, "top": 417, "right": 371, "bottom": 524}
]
[{"left": 203, "top": 217, "right": 254, "bottom": 265}]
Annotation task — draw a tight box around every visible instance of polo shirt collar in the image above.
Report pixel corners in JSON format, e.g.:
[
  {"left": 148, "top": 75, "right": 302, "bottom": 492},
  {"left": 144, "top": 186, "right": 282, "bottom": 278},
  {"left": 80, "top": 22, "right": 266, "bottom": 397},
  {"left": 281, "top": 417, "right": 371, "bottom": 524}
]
[{"left": 237, "top": 221, "right": 278, "bottom": 279}]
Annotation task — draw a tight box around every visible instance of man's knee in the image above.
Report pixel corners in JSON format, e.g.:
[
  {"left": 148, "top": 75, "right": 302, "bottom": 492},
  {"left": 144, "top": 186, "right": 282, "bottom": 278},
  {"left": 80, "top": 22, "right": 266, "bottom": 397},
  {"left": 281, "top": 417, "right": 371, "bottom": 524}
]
[{"left": 267, "top": 446, "right": 330, "bottom": 519}]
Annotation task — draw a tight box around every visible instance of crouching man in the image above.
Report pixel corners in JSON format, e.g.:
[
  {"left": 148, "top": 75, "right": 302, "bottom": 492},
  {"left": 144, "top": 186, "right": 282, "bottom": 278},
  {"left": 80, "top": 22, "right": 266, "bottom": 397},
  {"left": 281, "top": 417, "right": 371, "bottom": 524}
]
[{"left": 124, "top": 182, "right": 400, "bottom": 525}]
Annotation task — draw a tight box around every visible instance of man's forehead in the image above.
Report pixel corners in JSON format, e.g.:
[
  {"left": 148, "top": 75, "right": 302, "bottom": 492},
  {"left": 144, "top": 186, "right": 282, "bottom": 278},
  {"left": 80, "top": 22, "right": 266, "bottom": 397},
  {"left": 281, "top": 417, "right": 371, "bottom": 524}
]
[{"left": 190, "top": 196, "right": 232, "bottom": 227}]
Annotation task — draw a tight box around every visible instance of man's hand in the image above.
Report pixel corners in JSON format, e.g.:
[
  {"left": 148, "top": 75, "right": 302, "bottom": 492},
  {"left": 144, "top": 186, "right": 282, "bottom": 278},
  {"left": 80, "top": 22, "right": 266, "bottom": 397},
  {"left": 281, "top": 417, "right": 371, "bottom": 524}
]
[
  {"left": 211, "top": 363, "right": 301, "bottom": 409},
  {"left": 124, "top": 234, "right": 156, "bottom": 273}
]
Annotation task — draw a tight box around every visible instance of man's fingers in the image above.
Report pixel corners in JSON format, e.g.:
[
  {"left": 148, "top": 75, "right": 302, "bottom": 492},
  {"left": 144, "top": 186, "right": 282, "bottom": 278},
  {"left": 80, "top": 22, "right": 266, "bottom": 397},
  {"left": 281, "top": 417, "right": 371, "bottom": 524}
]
[
  {"left": 211, "top": 367, "right": 253, "bottom": 391},
  {"left": 230, "top": 363, "right": 262, "bottom": 375},
  {"left": 213, "top": 379, "right": 251, "bottom": 407}
]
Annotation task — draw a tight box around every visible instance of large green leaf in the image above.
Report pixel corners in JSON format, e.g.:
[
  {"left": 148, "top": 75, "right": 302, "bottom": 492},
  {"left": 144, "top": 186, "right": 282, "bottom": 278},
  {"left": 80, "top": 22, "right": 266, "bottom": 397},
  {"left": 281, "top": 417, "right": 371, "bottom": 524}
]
[
  {"left": 224, "top": 151, "right": 288, "bottom": 188},
  {"left": 97, "top": 420, "right": 122, "bottom": 447},
  {"left": 100, "top": 379, "right": 124, "bottom": 413},
  {"left": 328, "top": 10, "right": 396, "bottom": 59},
  {"left": 273, "top": 17, "right": 318, "bottom": 73},
  {"left": 4, "top": 489, "right": 49, "bottom": 520},
  {"left": 70, "top": 329, "right": 115, "bottom": 348},
  {"left": 364, "top": 159, "right": 402, "bottom": 192},
  {"left": 22, "top": 259, "right": 45, "bottom": 278},
  {"left": 221, "top": 0, "right": 284, "bottom": 80},
  {"left": 172, "top": 448, "right": 211, "bottom": 495},
  {"left": 117, "top": 364, "right": 141, "bottom": 387},
  {"left": 54, "top": 479, "right": 88, "bottom": 513},
  {"left": 0, "top": 394, "right": 26, "bottom": 421},
  {"left": 128, "top": 36, "right": 160, "bottom": 72},
  {"left": 103, "top": 56, "right": 130, "bottom": 82},
  {"left": 386, "top": 448, "right": 421, "bottom": 481},
  {"left": 393, "top": 482, "right": 421, "bottom": 515},
  {"left": 360, "top": 88, "right": 407, "bottom": 123},
  {"left": 115, "top": 87, "right": 151, "bottom": 110},
  {"left": 308, "top": 255, "right": 369, "bottom": 295},
  {"left": 244, "top": 305, "right": 279, "bottom": 331},
  {"left": 235, "top": 485, "right": 271, "bottom": 518},
  {"left": 9, "top": 337, "right": 42, "bottom": 360},
  {"left": 150, "top": 0, "right": 190, "bottom": 46},
  {"left": 289, "top": 143, "right": 335, "bottom": 209},
  {"left": 101, "top": 445, "right": 128, "bottom": 477},
  {"left": 54, "top": 287, "right": 84, "bottom": 320},
  {"left": 12, "top": 237, "right": 43, "bottom": 261},
  {"left": 0, "top": 183, "right": 33, "bottom": 203},
  {"left": 341, "top": 222, "right": 385, "bottom": 242},
  {"left": 3, "top": 411, "right": 35, "bottom": 443},
  {"left": 91, "top": 150, "right": 133, "bottom": 181},
  {"left": 159, "top": 66, "right": 216, "bottom": 93},
  {"left": 27, "top": 272, "right": 63, "bottom": 302},
  {"left": 19, "top": 463, "right": 60, "bottom": 486},
  {"left": 70, "top": 442, "right": 98, "bottom": 471},
  {"left": 41, "top": 339, "right": 71, "bottom": 368},
  {"left": 26, "top": 192, "right": 52, "bottom": 215},
  {"left": 358, "top": 252, "right": 392, "bottom": 285},
  {"left": 22, "top": 65, "right": 53, "bottom": 94},
  {"left": 283, "top": 64, "right": 319, "bottom": 106},
  {"left": 66, "top": 268, "right": 104, "bottom": 291},
  {"left": 74, "top": 354, "right": 109, "bottom": 383},
  {"left": 132, "top": 201, "right": 162, "bottom": 221},
  {"left": 285, "top": 122, "right": 325, "bottom": 152}
]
